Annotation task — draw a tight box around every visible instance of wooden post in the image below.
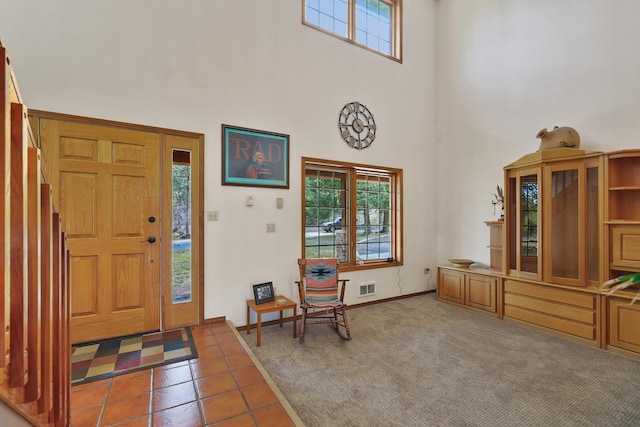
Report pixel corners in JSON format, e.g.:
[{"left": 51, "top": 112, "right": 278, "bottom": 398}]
[
  {"left": 9, "top": 102, "right": 28, "bottom": 390},
  {"left": 0, "top": 46, "right": 10, "bottom": 368},
  {"left": 25, "top": 147, "right": 42, "bottom": 402},
  {"left": 39, "top": 183, "right": 53, "bottom": 415}
]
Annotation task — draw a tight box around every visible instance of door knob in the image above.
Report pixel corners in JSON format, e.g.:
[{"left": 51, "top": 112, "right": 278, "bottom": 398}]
[
  {"left": 148, "top": 216, "right": 156, "bottom": 223},
  {"left": 147, "top": 236, "right": 157, "bottom": 243}
]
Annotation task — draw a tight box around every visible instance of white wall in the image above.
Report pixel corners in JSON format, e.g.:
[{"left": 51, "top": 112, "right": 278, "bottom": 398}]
[
  {"left": 436, "top": 0, "right": 640, "bottom": 265},
  {"left": 0, "top": 1, "right": 438, "bottom": 326}
]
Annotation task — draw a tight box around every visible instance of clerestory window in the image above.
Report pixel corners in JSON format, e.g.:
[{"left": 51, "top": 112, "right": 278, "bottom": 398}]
[
  {"left": 302, "top": 157, "right": 403, "bottom": 271},
  {"left": 302, "top": 0, "right": 403, "bottom": 62}
]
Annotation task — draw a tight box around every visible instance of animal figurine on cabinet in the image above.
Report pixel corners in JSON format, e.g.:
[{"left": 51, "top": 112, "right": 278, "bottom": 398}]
[{"left": 536, "top": 126, "right": 580, "bottom": 151}]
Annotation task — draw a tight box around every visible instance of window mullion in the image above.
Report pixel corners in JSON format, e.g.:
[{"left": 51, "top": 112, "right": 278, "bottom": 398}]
[
  {"left": 348, "top": 170, "right": 358, "bottom": 264},
  {"left": 347, "top": 0, "right": 356, "bottom": 41}
]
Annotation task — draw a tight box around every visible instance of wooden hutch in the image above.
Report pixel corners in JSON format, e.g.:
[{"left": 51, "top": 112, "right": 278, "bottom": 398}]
[{"left": 438, "top": 148, "right": 640, "bottom": 360}]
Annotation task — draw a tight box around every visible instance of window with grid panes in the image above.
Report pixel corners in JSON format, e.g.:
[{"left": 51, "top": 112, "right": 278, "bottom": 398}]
[
  {"left": 302, "top": 0, "right": 402, "bottom": 62},
  {"left": 303, "top": 158, "right": 402, "bottom": 271}
]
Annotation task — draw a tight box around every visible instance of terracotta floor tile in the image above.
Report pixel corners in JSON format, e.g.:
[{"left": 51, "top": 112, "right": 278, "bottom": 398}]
[
  {"left": 210, "top": 413, "right": 257, "bottom": 427},
  {"left": 107, "top": 415, "right": 151, "bottom": 426},
  {"left": 251, "top": 403, "right": 296, "bottom": 427},
  {"left": 155, "top": 359, "right": 189, "bottom": 372},
  {"left": 101, "top": 392, "right": 151, "bottom": 426},
  {"left": 108, "top": 373, "right": 152, "bottom": 401},
  {"left": 71, "top": 405, "right": 102, "bottom": 426},
  {"left": 195, "top": 371, "right": 238, "bottom": 399},
  {"left": 152, "top": 401, "right": 203, "bottom": 427},
  {"left": 201, "top": 389, "right": 249, "bottom": 425},
  {"left": 72, "top": 377, "right": 111, "bottom": 393},
  {"left": 152, "top": 380, "right": 196, "bottom": 412},
  {"left": 225, "top": 352, "right": 254, "bottom": 370},
  {"left": 153, "top": 364, "right": 193, "bottom": 389},
  {"left": 241, "top": 382, "right": 278, "bottom": 410},
  {"left": 193, "top": 333, "right": 217, "bottom": 349},
  {"left": 215, "top": 331, "right": 240, "bottom": 344},
  {"left": 71, "top": 381, "right": 109, "bottom": 411},
  {"left": 116, "top": 368, "right": 152, "bottom": 382},
  {"left": 209, "top": 323, "right": 231, "bottom": 335},
  {"left": 232, "top": 366, "right": 264, "bottom": 388},
  {"left": 190, "top": 325, "right": 213, "bottom": 337},
  {"left": 190, "top": 357, "right": 229, "bottom": 379},
  {"left": 219, "top": 341, "right": 245, "bottom": 356},
  {"left": 196, "top": 345, "right": 223, "bottom": 360}
]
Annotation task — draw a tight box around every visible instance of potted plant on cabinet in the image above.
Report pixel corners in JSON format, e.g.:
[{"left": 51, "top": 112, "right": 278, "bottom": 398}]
[{"left": 602, "top": 273, "right": 640, "bottom": 305}]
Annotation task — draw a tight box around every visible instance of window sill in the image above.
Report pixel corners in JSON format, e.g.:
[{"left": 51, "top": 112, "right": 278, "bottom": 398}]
[{"left": 341, "top": 259, "right": 402, "bottom": 272}]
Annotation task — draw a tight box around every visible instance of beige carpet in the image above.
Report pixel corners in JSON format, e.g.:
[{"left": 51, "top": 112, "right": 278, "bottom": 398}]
[{"left": 240, "top": 293, "right": 640, "bottom": 427}]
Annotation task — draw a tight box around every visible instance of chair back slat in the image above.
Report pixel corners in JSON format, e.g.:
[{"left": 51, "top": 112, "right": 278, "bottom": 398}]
[{"left": 301, "top": 258, "right": 339, "bottom": 304}]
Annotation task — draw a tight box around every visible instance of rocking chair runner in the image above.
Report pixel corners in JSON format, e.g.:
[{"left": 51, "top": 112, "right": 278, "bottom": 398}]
[{"left": 296, "top": 258, "right": 352, "bottom": 343}]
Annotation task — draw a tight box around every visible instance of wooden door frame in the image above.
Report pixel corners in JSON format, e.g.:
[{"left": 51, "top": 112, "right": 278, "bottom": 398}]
[{"left": 29, "top": 109, "right": 205, "bottom": 329}]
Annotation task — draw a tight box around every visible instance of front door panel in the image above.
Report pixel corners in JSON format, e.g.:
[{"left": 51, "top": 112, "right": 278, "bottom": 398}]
[{"left": 40, "top": 119, "right": 160, "bottom": 343}]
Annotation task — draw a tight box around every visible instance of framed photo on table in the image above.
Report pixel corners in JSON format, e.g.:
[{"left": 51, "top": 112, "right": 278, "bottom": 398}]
[
  {"left": 222, "top": 124, "right": 289, "bottom": 189},
  {"left": 253, "top": 282, "right": 275, "bottom": 305}
]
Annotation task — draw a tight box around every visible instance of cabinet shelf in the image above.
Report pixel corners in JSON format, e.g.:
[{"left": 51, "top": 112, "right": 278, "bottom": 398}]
[
  {"left": 609, "top": 186, "right": 640, "bottom": 191},
  {"left": 485, "top": 221, "right": 503, "bottom": 273},
  {"left": 604, "top": 220, "right": 640, "bottom": 225},
  {"left": 607, "top": 189, "right": 640, "bottom": 220}
]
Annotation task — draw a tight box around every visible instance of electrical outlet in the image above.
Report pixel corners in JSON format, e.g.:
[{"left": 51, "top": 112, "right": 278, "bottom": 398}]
[{"left": 424, "top": 267, "right": 431, "bottom": 274}]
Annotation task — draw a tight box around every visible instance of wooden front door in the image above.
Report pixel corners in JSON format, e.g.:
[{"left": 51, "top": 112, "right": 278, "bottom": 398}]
[{"left": 39, "top": 119, "right": 161, "bottom": 343}]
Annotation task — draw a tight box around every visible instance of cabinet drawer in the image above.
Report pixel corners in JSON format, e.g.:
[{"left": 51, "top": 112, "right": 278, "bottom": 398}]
[
  {"left": 504, "top": 280, "right": 597, "bottom": 341},
  {"left": 504, "top": 280, "right": 595, "bottom": 309},
  {"left": 611, "top": 225, "right": 640, "bottom": 269}
]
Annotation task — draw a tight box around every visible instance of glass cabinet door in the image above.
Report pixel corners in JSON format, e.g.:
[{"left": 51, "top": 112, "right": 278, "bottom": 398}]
[
  {"left": 547, "top": 163, "right": 580, "bottom": 283},
  {"left": 507, "top": 168, "right": 541, "bottom": 279},
  {"left": 520, "top": 173, "right": 540, "bottom": 276}
]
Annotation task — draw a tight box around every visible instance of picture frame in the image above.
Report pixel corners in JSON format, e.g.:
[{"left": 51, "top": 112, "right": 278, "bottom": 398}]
[
  {"left": 222, "top": 124, "right": 290, "bottom": 189},
  {"left": 253, "top": 282, "right": 275, "bottom": 305}
]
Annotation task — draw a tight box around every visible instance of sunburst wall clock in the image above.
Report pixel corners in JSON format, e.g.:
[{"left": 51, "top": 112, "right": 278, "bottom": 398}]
[{"left": 338, "top": 102, "right": 377, "bottom": 150}]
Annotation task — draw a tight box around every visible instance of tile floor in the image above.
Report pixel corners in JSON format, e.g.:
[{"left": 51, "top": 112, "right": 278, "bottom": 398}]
[{"left": 70, "top": 322, "right": 301, "bottom": 426}]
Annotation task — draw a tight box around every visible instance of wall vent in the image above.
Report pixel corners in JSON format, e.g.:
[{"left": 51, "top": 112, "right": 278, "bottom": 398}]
[{"left": 358, "top": 282, "right": 376, "bottom": 297}]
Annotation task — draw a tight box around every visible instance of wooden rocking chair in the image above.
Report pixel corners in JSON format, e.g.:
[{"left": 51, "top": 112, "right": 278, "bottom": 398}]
[{"left": 296, "top": 258, "right": 352, "bottom": 343}]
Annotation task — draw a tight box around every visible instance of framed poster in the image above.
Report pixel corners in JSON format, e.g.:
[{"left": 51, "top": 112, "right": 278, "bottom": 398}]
[
  {"left": 252, "top": 282, "right": 275, "bottom": 305},
  {"left": 222, "top": 124, "right": 289, "bottom": 188}
]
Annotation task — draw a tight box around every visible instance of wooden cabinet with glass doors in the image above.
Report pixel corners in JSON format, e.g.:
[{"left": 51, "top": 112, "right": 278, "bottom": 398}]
[
  {"left": 436, "top": 147, "right": 640, "bottom": 358},
  {"left": 502, "top": 148, "right": 604, "bottom": 345}
]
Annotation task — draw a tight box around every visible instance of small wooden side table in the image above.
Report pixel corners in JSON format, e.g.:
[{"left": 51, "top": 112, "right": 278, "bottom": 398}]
[{"left": 246, "top": 296, "right": 297, "bottom": 347}]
